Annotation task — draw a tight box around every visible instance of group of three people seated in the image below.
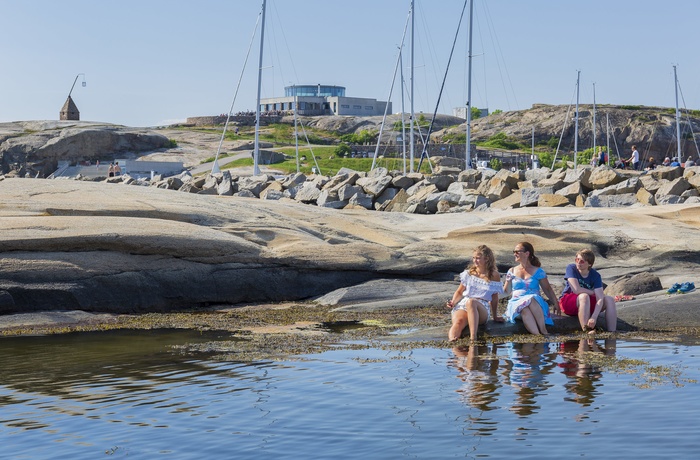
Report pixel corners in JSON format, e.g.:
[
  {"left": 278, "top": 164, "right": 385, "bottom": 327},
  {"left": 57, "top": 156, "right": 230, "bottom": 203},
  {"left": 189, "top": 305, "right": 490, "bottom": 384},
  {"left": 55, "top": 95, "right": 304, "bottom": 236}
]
[{"left": 446, "top": 243, "right": 617, "bottom": 342}]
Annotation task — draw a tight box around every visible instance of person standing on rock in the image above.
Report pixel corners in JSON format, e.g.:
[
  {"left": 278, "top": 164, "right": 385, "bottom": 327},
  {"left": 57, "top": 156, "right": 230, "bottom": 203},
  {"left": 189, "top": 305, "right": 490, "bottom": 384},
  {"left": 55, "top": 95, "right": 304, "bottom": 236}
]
[
  {"left": 558, "top": 249, "right": 617, "bottom": 333},
  {"left": 446, "top": 245, "right": 504, "bottom": 342},
  {"left": 628, "top": 145, "right": 640, "bottom": 170},
  {"left": 503, "top": 242, "right": 559, "bottom": 336},
  {"left": 597, "top": 147, "right": 607, "bottom": 167}
]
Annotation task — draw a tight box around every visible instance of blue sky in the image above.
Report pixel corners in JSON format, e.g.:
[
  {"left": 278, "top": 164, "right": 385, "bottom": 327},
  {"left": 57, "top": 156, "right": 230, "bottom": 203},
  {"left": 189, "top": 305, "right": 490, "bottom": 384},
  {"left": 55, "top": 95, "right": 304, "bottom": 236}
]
[{"left": 1, "top": 0, "right": 698, "bottom": 127}]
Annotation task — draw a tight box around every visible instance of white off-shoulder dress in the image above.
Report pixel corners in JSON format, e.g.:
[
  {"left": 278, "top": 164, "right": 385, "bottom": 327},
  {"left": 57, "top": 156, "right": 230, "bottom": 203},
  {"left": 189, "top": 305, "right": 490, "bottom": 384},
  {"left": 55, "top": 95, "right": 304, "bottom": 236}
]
[{"left": 451, "top": 270, "right": 504, "bottom": 319}]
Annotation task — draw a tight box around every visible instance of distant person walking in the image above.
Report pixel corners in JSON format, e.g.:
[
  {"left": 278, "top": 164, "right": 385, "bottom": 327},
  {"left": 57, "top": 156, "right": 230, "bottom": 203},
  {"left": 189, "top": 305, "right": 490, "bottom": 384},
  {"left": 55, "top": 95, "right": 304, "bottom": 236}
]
[{"left": 627, "top": 145, "right": 640, "bottom": 170}]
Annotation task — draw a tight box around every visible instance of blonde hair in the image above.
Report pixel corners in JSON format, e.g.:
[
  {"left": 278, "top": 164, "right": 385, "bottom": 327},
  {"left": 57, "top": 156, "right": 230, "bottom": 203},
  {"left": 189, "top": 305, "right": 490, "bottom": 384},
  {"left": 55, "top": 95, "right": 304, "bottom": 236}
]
[{"left": 468, "top": 245, "right": 497, "bottom": 277}]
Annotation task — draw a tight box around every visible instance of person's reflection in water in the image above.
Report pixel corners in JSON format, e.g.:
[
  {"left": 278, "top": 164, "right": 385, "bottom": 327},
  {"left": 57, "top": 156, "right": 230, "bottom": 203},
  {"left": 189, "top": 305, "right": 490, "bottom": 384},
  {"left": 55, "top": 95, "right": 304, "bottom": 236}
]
[
  {"left": 558, "top": 338, "right": 617, "bottom": 409},
  {"left": 503, "top": 342, "right": 557, "bottom": 417},
  {"left": 451, "top": 343, "right": 501, "bottom": 413}
]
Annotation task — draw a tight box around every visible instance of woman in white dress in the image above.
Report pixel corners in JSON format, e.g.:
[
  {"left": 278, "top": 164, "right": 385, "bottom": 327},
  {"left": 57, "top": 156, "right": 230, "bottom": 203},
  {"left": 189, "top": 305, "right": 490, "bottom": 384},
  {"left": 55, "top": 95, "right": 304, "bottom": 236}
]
[{"left": 446, "top": 245, "right": 504, "bottom": 341}]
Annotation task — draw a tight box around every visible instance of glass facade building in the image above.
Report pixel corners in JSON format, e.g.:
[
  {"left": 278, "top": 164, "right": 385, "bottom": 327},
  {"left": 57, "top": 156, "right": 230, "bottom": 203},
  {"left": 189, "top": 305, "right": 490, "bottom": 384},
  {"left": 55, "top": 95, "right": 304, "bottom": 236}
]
[
  {"left": 261, "top": 83, "right": 390, "bottom": 116},
  {"left": 285, "top": 85, "right": 345, "bottom": 98}
]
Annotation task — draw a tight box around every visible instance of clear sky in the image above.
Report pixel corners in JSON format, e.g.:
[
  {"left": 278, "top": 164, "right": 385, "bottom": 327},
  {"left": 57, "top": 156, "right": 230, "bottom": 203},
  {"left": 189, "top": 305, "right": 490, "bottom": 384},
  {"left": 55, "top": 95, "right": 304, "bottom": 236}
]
[{"left": 2, "top": 0, "right": 699, "bottom": 127}]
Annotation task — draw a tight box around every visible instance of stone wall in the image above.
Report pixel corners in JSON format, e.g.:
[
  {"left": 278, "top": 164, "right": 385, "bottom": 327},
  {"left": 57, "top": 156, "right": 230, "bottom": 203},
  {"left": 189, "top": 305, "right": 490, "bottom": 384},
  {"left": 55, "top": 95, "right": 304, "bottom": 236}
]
[{"left": 185, "top": 115, "right": 283, "bottom": 127}]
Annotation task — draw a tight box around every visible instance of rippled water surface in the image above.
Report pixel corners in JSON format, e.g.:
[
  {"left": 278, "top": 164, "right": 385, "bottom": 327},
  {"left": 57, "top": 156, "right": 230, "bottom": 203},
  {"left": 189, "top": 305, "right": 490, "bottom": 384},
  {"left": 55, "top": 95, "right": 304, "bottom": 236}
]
[{"left": 1, "top": 330, "right": 698, "bottom": 459}]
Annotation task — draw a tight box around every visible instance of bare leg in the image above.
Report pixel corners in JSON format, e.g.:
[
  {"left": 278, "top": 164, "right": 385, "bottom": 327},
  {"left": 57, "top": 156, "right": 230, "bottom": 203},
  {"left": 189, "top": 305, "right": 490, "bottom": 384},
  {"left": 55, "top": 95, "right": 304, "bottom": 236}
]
[
  {"left": 604, "top": 295, "right": 618, "bottom": 332},
  {"left": 529, "top": 301, "right": 549, "bottom": 335},
  {"left": 449, "top": 310, "right": 468, "bottom": 341},
  {"left": 577, "top": 293, "right": 591, "bottom": 331},
  {"left": 465, "top": 299, "right": 481, "bottom": 341},
  {"left": 519, "top": 306, "right": 541, "bottom": 335}
]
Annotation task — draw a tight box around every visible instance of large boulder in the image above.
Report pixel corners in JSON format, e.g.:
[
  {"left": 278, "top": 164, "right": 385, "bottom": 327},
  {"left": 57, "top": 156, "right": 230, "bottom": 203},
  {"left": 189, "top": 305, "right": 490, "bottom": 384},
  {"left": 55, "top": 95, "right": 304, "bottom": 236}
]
[
  {"left": 655, "top": 177, "right": 690, "bottom": 197},
  {"left": 605, "top": 272, "right": 662, "bottom": 296},
  {"left": 582, "top": 166, "right": 625, "bottom": 190},
  {"left": 356, "top": 174, "right": 392, "bottom": 197},
  {"left": 584, "top": 193, "right": 639, "bottom": 207},
  {"left": 0, "top": 122, "right": 171, "bottom": 177}
]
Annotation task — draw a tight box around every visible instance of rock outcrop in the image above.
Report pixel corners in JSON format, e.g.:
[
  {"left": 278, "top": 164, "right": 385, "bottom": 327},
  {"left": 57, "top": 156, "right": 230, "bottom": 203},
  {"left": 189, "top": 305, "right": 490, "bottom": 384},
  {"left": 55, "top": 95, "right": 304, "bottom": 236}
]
[
  {"left": 1, "top": 178, "right": 699, "bottom": 316},
  {"left": 436, "top": 104, "right": 700, "bottom": 164},
  {"left": 0, "top": 121, "right": 171, "bottom": 177}
]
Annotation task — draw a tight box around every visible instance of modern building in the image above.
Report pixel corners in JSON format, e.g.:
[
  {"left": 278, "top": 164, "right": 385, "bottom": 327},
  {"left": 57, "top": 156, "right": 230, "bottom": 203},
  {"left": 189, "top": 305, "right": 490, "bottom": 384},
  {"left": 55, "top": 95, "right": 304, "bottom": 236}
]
[{"left": 260, "top": 84, "right": 391, "bottom": 117}]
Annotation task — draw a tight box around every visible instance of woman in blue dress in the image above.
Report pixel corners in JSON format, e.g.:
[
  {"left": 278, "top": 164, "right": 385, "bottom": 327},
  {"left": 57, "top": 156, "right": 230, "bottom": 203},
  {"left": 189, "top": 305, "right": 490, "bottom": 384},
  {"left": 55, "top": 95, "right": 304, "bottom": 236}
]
[{"left": 503, "top": 242, "right": 560, "bottom": 335}]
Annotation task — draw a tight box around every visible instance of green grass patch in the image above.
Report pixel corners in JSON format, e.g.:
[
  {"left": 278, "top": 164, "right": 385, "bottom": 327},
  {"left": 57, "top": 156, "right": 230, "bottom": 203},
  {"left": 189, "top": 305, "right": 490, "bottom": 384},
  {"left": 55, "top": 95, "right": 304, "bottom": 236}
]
[{"left": 222, "top": 155, "right": 432, "bottom": 175}]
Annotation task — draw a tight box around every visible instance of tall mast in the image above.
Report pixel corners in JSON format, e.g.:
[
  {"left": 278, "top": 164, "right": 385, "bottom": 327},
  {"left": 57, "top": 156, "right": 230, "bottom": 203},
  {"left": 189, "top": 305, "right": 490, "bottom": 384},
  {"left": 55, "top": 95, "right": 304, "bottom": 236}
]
[
  {"left": 293, "top": 86, "right": 300, "bottom": 173},
  {"left": 606, "top": 112, "right": 610, "bottom": 166},
  {"left": 400, "top": 48, "right": 407, "bottom": 175},
  {"left": 409, "top": 0, "right": 415, "bottom": 173},
  {"left": 465, "top": 0, "right": 474, "bottom": 170},
  {"left": 592, "top": 82, "right": 596, "bottom": 157},
  {"left": 674, "top": 65, "right": 682, "bottom": 161},
  {"left": 574, "top": 70, "right": 580, "bottom": 167},
  {"left": 253, "top": 0, "right": 267, "bottom": 176}
]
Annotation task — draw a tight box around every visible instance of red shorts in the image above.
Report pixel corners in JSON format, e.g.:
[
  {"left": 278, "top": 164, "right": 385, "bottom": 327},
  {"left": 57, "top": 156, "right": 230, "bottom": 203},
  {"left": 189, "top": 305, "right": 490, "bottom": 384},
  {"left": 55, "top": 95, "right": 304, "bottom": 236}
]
[{"left": 559, "top": 293, "right": 596, "bottom": 316}]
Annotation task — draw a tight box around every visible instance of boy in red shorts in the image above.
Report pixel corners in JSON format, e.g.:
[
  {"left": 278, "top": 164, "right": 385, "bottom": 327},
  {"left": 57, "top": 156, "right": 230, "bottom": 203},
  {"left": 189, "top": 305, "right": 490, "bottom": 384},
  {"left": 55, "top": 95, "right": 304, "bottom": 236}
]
[{"left": 559, "top": 249, "right": 618, "bottom": 333}]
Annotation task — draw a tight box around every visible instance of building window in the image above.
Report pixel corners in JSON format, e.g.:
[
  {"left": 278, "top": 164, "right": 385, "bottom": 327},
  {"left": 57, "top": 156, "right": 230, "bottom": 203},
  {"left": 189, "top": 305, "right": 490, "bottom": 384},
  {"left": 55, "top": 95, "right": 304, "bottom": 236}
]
[
  {"left": 365, "top": 106, "right": 373, "bottom": 110},
  {"left": 353, "top": 105, "right": 361, "bottom": 109},
  {"left": 341, "top": 104, "right": 350, "bottom": 108}
]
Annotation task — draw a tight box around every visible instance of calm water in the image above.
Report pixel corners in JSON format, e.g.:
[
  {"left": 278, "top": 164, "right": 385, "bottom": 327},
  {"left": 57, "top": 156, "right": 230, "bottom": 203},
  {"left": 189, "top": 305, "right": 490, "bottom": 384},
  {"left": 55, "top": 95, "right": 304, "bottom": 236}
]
[{"left": 1, "top": 330, "right": 698, "bottom": 459}]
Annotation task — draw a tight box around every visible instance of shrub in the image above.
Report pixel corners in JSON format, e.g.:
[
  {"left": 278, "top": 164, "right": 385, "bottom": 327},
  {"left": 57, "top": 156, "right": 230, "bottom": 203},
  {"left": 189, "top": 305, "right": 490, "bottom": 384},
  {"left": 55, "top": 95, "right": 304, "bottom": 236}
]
[
  {"left": 489, "top": 158, "right": 503, "bottom": 170},
  {"left": 478, "top": 132, "right": 525, "bottom": 150},
  {"left": 537, "top": 151, "right": 554, "bottom": 168},
  {"left": 441, "top": 131, "right": 466, "bottom": 143},
  {"left": 339, "top": 129, "right": 377, "bottom": 145},
  {"left": 334, "top": 142, "right": 351, "bottom": 157}
]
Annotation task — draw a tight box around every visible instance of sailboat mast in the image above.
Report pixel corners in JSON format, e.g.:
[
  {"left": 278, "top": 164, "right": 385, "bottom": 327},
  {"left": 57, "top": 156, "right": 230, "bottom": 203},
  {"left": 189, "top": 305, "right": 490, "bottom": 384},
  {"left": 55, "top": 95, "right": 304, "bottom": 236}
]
[
  {"left": 531, "top": 126, "right": 534, "bottom": 169},
  {"left": 253, "top": 0, "right": 267, "bottom": 176},
  {"left": 574, "top": 70, "right": 580, "bottom": 167},
  {"left": 674, "top": 65, "right": 682, "bottom": 161},
  {"left": 400, "top": 48, "right": 407, "bottom": 175},
  {"left": 293, "top": 87, "right": 300, "bottom": 173},
  {"left": 465, "top": 0, "right": 474, "bottom": 170},
  {"left": 606, "top": 112, "right": 610, "bottom": 166},
  {"left": 592, "top": 82, "right": 596, "bottom": 157},
  {"left": 409, "top": 0, "right": 415, "bottom": 173}
]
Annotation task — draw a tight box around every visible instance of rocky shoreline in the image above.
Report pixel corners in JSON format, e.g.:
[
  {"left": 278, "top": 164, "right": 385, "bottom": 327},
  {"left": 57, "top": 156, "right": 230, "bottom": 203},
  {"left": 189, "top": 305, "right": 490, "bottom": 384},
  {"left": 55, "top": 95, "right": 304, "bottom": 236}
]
[{"left": 1, "top": 176, "right": 699, "bottom": 337}]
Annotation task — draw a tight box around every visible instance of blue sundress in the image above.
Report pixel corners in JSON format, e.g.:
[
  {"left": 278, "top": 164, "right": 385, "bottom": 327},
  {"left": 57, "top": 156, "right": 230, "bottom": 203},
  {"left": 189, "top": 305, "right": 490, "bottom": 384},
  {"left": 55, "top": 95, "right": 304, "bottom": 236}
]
[{"left": 504, "top": 267, "right": 554, "bottom": 325}]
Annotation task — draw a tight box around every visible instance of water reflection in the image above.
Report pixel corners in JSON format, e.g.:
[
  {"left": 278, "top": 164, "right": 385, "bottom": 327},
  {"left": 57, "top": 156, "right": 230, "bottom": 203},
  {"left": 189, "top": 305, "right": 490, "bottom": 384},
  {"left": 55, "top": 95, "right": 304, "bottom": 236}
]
[
  {"left": 450, "top": 338, "right": 619, "bottom": 419},
  {"left": 0, "top": 329, "right": 269, "bottom": 430},
  {"left": 558, "top": 338, "right": 617, "bottom": 407},
  {"left": 452, "top": 344, "right": 500, "bottom": 413}
]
